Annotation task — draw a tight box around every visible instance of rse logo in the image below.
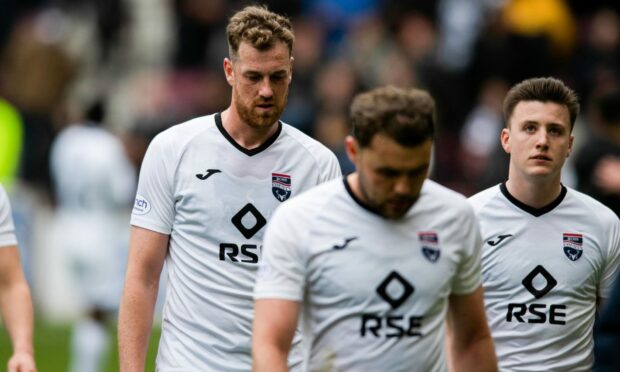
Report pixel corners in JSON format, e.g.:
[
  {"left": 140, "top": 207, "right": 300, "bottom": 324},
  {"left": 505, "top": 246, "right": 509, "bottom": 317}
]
[
  {"left": 360, "top": 271, "right": 423, "bottom": 338},
  {"left": 219, "top": 203, "right": 267, "bottom": 265},
  {"left": 219, "top": 244, "right": 260, "bottom": 264},
  {"left": 506, "top": 265, "right": 566, "bottom": 325}
]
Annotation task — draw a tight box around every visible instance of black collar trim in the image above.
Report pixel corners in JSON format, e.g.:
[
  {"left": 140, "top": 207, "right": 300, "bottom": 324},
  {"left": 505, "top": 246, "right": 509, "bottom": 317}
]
[
  {"left": 343, "top": 177, "right": 383, "bottom": 217},
  {"left": 215, "top": 112, "right": 282, "bottom": 156},
  {"left": 500, "top": 182, "right": 566, "bottom": 217}
]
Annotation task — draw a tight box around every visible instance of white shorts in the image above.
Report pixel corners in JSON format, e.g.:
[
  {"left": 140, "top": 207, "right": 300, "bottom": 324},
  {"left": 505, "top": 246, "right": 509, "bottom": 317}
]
[{"left": 50, "top": 210, "right": 129, "bottom": 311}]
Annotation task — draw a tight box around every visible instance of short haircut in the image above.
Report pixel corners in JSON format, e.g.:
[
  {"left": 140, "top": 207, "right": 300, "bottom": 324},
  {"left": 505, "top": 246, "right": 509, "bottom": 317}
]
[
  {"left": 503, "top": 77, "right": 580, "bottom": 130},
  {"left": 226, "top": 5, "right": 294, "bottom": 59},
  {"left": 350, "top": 85, "right": 436, "bottom": 148}
]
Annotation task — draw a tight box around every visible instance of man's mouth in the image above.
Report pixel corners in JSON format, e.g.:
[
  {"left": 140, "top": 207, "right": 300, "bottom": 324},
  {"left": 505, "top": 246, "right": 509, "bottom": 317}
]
[{"left": 531, "top": 154, "right": 551, "bottom": 161}]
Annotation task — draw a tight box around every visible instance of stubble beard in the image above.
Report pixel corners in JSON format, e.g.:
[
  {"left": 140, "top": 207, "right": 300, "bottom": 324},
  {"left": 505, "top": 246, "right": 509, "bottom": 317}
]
[{"left": 234, "top": 91, "right": 288, "bottom": 130}]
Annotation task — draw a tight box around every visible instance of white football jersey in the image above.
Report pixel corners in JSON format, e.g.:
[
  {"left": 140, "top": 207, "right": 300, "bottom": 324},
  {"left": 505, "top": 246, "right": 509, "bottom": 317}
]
[
  {"left": 255, "top": 178, "right": 482, "bottom": 372},
  {"left": 131, "top": 113, "right": 341, "bottom": 371},
  {"left": 469, "top": 184, "right": 620, "bottom": 372},
  {"left": 0, "top": 184, "right": 17, "bottom": 247},
  {"left": 50, "top": 124, "right": 136, "bottom": 212}
]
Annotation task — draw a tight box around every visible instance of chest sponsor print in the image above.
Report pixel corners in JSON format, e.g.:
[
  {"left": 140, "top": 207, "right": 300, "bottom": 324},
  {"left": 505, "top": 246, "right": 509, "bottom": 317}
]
[
  {"left": 272, "top": 173, "right": 292, "bottom": 202},
  {"left": 418, "top": 231, "right": 440, "bottom": 263},
  {"left": 563, "top": 233, "right": 583, "bottom": 262}
]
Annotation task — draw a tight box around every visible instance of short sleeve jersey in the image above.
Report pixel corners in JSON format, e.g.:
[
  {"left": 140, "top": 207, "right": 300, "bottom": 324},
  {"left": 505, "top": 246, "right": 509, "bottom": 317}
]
[
  {"left": 0, "top": 185, "right": 17, "bottom": 247},
  {"left": 468, "top": 184, "right": 620, "bottom": 372},
  {"left": 255, "top": 178, "right": 482, "bottom": 372},
  {"left": 131, "top": 113, "right": 341, "bottom": 371},
  {"left": 50, "top": 125, "right": 136, "bottom": 212}
]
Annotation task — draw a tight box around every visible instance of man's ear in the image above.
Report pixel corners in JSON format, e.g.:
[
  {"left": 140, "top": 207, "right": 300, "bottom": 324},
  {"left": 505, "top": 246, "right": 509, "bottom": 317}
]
[
  {"left": 567, "top": 134, "right": 574, "bottom": 158},
  {"left": 500, "top": 127, "right": 511, "bottom": 154},
  {"left": 223, "top": 58, "right": 234, "bottom": 86},
  {"left": 345, "top": 135, "right": 359, "bottom": 163}
]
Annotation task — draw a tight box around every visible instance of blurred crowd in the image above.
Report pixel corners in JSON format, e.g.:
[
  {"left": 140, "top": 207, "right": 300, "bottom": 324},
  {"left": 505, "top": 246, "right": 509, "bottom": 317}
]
[{"left": 1, "top": 0, "right": 620, "bottom": 317}]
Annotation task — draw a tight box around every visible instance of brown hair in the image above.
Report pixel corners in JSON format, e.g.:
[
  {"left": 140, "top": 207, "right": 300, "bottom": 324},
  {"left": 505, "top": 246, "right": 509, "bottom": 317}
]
[
  {"left": 503, "top": 77, "right": 580, "bottom": 130},
  {"left": 350, "top": 85, "right": 436, "bottom": 148},
  {"left": 226, "top": 5, "right": 294, "bottom": 59}
]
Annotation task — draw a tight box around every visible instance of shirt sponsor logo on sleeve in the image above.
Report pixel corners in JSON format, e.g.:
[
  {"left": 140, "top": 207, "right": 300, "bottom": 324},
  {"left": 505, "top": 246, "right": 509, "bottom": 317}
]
[{"left": 133, "top": 194, "right": 151, "bottom": 215}]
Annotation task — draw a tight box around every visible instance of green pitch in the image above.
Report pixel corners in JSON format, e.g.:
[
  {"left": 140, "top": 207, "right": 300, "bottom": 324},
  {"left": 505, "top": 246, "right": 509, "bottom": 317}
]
[{"left": 0, "top": 320, "right": 161, "bottom": 372}]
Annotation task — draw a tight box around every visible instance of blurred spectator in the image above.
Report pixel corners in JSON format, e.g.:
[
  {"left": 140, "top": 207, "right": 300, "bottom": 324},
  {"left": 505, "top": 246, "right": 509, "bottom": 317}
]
[
  {"left": 571, "top": 8, "right": 620, "bottom": 105},
  {"left": 313, "top": 110, "right": 355, "bottom": 174},
  {"left": 502, "top": 0, "right": 576, "bottom": 58},
  {"left": 459, "top": 77, "right": 510, "bottom": 195},
  {"left": 0, "top": 99, "right": 23, "bottom": 189},
  {"left": 48, "top": 102, "right": 135, "bottom": 372},
  {"left": 575, "top": 89, "right": 620, "bottom": 217},
  {"left": 0, "top": 9, "right": 75, "bottom": 191}
]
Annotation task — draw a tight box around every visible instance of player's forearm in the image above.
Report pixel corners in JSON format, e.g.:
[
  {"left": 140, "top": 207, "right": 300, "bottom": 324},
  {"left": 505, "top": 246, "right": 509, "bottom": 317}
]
[
  {"left": 253, "top": 343, "right": 289, "bottom": 372},
  {"left": 0, "top": 281, "right": 34, "bottom": 355},
  {"left": 118, "top": 280, "right": 159, "bottom": 372},
  {"left": 452, "top": 335, "right": 497, "bottom": 372}
]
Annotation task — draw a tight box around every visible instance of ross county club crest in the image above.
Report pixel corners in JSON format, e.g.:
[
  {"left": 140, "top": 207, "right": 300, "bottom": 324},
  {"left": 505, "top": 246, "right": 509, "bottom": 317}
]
[
  {"left": 419, "top": 231, "right": 440, "bottom": 263},
  {"left": 272, "top": 173, "right": 292, "bottom": 202},
  {"left": 563, "top": 233, "right": 583, "bottom": 261}
]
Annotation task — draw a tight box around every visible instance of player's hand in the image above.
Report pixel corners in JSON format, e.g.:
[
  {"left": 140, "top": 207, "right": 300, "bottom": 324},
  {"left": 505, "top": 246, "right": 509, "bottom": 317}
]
[{"left": 7, "top": 351, "right": 37, "bottom": 372}]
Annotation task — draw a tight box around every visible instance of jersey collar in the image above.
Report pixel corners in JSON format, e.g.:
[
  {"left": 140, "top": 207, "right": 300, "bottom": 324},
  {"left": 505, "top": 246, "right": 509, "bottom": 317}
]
[
  {"left": 500, "top": 182, "right": 567, "bottom": 217},
  {"left": 343, "top": 177, "right": 382, "bottom": 216},
  {"left": 215, "top": 112, "right": 282, "bottom": 156}
]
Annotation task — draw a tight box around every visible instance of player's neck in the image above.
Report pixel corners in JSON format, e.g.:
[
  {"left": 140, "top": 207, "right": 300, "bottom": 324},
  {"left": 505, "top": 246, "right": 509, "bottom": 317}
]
[
  {"left": 220, "top": 108, "right": 279, "bottom": 150},
  {"left": 505, "top": 176, "right": 563, "bottom": 209}
]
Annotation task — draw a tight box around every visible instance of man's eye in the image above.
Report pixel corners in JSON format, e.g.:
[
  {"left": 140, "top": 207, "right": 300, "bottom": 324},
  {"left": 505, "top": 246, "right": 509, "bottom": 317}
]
[
  {"left": 247, "top": 75, "right": 261, "bottom": 82},
  {"left": 378, "top": 170, "right": 398, "bottom": 178}
]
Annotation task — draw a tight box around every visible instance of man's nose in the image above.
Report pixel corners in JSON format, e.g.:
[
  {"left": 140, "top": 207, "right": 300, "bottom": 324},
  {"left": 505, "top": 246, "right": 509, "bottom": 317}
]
[
  {"left": 258, "top": 78, "right": 274, "bottom": 98},
  {"left": 394, "top": 176, "right": 413, "bottom": 195},
  {"left": 535, "top": 131, "right": 549, "bottom": 149}
]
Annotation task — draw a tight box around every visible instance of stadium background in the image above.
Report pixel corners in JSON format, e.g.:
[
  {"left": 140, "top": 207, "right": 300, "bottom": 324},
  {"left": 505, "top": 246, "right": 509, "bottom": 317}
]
[{"left": 1, "top": 0, "right": 620, "bottom": 370}]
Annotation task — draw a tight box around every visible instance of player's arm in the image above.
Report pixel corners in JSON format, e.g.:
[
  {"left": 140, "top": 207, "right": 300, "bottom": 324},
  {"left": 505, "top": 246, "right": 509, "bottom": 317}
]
[
  {"left": 118, "top": 226, "right": 168, "bottom": 372},
  {"left": 0, "top": 246, "right": 36, "bottom": 372},
  {"left": 253, "top": 299, "right": 300, "bottom": 372},
  {"left": 447, "top": 286, "right": 497, "bottom": 372}
]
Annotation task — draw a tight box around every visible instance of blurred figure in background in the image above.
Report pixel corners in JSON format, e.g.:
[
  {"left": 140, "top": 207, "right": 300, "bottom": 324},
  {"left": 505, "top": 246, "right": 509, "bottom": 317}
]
[
  {"left": 49, "top": 102, "right": 135, "bottom": 372},
  {"left": 0, "top": 184, "right": 36, "bottom": 372},
  {"left": 575, "top": 88, "right": 620, "bottom": 217}
]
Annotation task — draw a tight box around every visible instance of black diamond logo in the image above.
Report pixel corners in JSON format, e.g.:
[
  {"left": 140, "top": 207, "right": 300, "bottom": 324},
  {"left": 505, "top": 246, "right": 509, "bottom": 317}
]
[
  {"left": 376, "top": 271, "right": 414, "bottom": 309},
  {"left": 522, "top": 265, "right": 557, "bottom": 299},
  {"left": 231, "top": 203, "right": 267, "bottom": 239}
]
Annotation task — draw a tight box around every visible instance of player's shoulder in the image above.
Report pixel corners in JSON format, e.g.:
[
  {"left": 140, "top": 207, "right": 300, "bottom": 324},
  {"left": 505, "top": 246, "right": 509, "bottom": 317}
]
[
  {"left": 275, "top": 178, "right": 344, "bottom": 218},
  {"left": 147, "top": 114, "right": 216, "bottom": 155},
  {"left": 566, "top": 187, "right": 619, "bottom": 227},
  {"left": 467, "top": 184, "right": 502, "bottom": 214},
  {"left": 151, "top": 114, "right": 215, "bottom": 146},
  {"left": 422, "top": 180, "right": 472, "bottom": 211},
  {"left": 280, "top": 122, "right": 338, "bottom": 161}
]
